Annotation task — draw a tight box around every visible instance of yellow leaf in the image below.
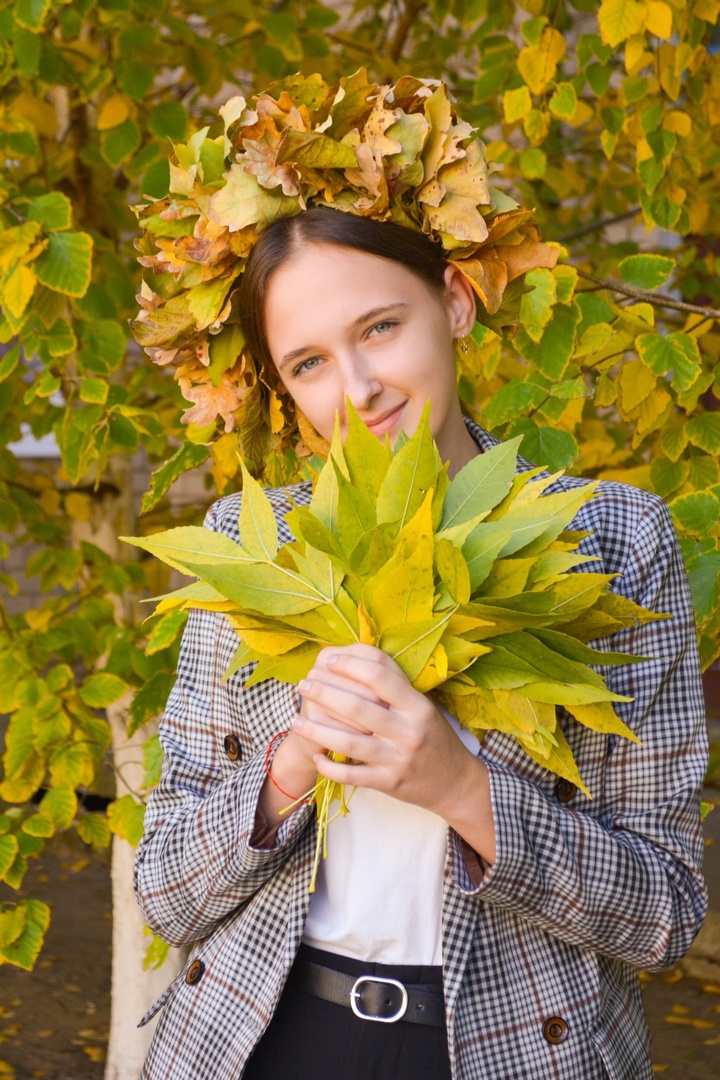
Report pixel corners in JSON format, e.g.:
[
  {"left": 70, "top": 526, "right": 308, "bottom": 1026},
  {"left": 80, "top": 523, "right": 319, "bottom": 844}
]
[
  {"left": 503, "top": 86, "right": 533, "bottom": 123},
  {"left": 493, "top": 690, "right": 556, "bottom": 736},
  {"left": 13, "top": 92, "right": 57, "bottom": 138},
  {"left": 414, "top": 642, "right": 449, "bottom": 692},
  {"left": 563, "top": 700, "right": 640, "bottom": 743},
  {"left": 618, "top": 359, "right": 657, "bottom": 416},
  {"left": 663, "top": 111, "right": 692, "bottom": 137},
  {"left": 83, "top": 1046, "right": 105, "bottom": 1063},
  {"left": 210, "top": 432, "right": 241, "bottom": 494},
  {"left": 625, "top": 34, "right": 653, "bottom": 74},
  {"left": 566, "top": 100, "right": 595, "bottom": 128},
  {"left": 64, "top": 492, "right": 92, "bottom": 523},
  {"left": 598, "top": 0, "right": 647, "bottom": 48},
  {"left": 97, "top": 94, "right": 131, "bottom": 131},
  {"left": 517, "top": 28, "right": 566, "bottom": 95},
  {"left": 3, "top": 264, "right": 36, "bottom": 321},
  {"left": 645, "top": 0, "right": 673, "bottom": 39},
  {"left": 523, "top": 108, "right": 550, "bottom": 145}
]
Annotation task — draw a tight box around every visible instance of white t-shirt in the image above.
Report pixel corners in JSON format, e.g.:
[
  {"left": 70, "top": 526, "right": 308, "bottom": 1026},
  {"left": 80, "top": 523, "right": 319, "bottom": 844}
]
[{"left": 302, "top": 715, "right": 480, "bottom": 965}]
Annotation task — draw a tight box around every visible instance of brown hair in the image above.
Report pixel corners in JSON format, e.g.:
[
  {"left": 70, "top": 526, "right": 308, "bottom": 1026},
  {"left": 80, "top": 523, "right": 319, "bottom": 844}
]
[{"left": 239, "top": 207, "right": 451, "bottom": 373}]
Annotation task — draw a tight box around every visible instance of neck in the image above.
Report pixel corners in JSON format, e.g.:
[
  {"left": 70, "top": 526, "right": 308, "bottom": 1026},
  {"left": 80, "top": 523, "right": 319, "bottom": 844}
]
[{"left": 438, "top": 416, "right": 482, "bottom": 479}]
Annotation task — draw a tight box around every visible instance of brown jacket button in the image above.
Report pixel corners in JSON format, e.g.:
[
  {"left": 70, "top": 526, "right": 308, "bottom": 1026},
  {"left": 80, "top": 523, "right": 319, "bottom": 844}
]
[
  {"left": 555, "top": 778, "right": 577, "bottom": 803},
  {"left": 185, "top": 959, "right": 205, "bottom": 985},
  {"left": 543, "top": 1016, "right": 569, "bottom": 1044},
  {"left": 224, "top": 734, "right": 241, "bottom": 761}
]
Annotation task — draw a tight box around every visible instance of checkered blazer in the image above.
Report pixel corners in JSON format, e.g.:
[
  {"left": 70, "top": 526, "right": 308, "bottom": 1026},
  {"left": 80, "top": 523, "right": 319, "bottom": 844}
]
[{"left": 134, "top": 421, "right": 708, "bottom": 1079}]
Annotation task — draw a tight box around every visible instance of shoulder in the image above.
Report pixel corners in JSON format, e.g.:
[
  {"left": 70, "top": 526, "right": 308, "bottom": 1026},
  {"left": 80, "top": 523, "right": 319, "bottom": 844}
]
[{"left": 202, "top": 479, "right": 313, "bottom": 543}]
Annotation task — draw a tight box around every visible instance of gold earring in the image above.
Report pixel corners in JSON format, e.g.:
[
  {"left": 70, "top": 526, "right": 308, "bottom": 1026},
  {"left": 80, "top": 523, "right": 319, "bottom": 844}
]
[{"left": 459, "top": 337, "right": 469, "bottom": 354}]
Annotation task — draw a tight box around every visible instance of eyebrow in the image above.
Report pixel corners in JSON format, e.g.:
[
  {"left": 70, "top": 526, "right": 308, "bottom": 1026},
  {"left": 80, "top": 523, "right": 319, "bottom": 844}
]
[{"left": 277, "top": 303, "right": 410, "bottom": 370}]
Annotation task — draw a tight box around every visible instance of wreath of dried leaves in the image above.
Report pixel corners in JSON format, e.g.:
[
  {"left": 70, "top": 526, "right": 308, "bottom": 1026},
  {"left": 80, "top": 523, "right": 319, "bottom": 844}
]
[{"left": 131, "top": 68, "right": 559, "bottom": 468}]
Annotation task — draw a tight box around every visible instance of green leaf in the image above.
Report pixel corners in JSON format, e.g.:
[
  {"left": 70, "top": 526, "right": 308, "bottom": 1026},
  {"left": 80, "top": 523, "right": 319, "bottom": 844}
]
[
  {"left": 687, "top": 548, "right": 720, "bottom": 622},
  {"left": 22, "top": 192, "right": 72, "bottom": 231},
  {"left": 549, "top": 82, "right": 577, "bottom": 119},
  {"left": 77, "top": 812, "right": 111, "bottom": 848},
  {"left": 14, "top": 0, "right": 51, "bottom": 32},
  {"left": 128, "top": 671, "right": 176, "bottom": 737},
  {"left": 145, "top": 610, "right": 188, "bottom": 655},
  {"left": 79, "top": 377, "right": 108, "bottom": 404},
  {"left": 462, "top": 529, "right": 512, "bottom": 590},
  {"left": 49, "top": 741, "right": 95, "bottom": 789},
  {"left": 13, "top": 25, "right": 41, "bottom": 74},
  {"left": 0, "top": 906, "right": 47, "bottom": 970},
  {"left": 636, "top": 332, "right": 702, "bottom": 392},
  {"left": 343, "top": 402, "right": 391, "bottom": 502},
  {"left": 377, "top": 403, "right": 439, "bottom": 531},
  {"left": 650, "top": 455, "right": 690, "bottom": 499},
  {"left": 141, "top": 443, "right": 210, "bottom": 513},
  {"left": 239, "top": 462, "right": 279, "bottom": 561},
  {"left": 441, "top": 437, "right": 520, "bottom": 530},
  {"left": 515, "top": 302, "right": 581, "bottom": 380},
  {"left": 618, "top": 254, "right": 674, "bottom": 290},
  {"left": 39, "top": 786, "right": 77, "bottom": 830},
  {"left": 685, "top": 413, "right": 720, "bottom": 455},
  {"left": 33, "top": 232, "right": 93, "bottom": 297},
  {"left": 142, "top": 735, "right": 164, "bottom": 790},
  {"left": 20, "top": 813, "right": 54, "bottom": 838},
  {"left": 0, "top": 835, "right": 19, "bottom": 880},
  {"left": 520, "top": 268, "right": 556, "bottom": 342},
  {"left": 114, "top": 58, "right": 154, "bottom": 100},
  {"left": 81, "top": 319, "right": 127, "bottom": 373},
  {"left": 100, "top": 120, "right": 141, "bottom": 167},
  {"left": 670, "top": 491, "right": 720, "bottom": 536},
  {"left": 122, "top": 525, "right": 255, "bottom": 576},
  {"left": 149, "top": 102, "right": 188, "bottom": 141},
  {"left": 107, "top": 795, "right": 145, "bottom": 847},
  {"left": 78, "top": 672, "right": 128, "bottom": 708},
  {"left": 481, "top": 380, "right": 545, "bottom": 429},
  {"left": 0, "top": 904, "right": 27, "bottom": 949},
  {"left": 506, "top": 421, "right": 579, "bottom": 471}
]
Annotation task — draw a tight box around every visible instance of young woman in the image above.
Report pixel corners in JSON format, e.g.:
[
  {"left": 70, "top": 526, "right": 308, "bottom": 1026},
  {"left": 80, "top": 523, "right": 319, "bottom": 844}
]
[{"left": 134, "top": 208, "right": 708, "bottom": 1080}]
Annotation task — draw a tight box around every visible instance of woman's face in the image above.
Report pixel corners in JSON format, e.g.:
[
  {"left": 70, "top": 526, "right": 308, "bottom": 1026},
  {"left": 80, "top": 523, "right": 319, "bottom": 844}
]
[{"left": 263, "top": 242, "right": 478, "bottom": 472}]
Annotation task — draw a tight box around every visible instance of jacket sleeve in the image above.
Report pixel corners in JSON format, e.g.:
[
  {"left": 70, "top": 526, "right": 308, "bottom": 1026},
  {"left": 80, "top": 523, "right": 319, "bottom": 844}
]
[
  {"left": 451, "top": 492, "right": 709, "bottom": 971},
  {"left": 133, "top": 502, "right": 314, "bottom": 948}
]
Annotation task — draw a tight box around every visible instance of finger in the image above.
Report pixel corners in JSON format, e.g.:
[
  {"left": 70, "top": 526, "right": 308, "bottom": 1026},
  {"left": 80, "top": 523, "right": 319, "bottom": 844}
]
[
  {"left": 303, "top": 663, "right": 384, "bottom": 706},
  {"left": 298, "top": 676, "right": 396, "bottom": 735},
  {"left": 314, "top": 753, "right": 381, "bottom": 790},
  {"left": 314, "top": 651, "right": 416, "bottom": 710},
  {"left": 299, "top": 696, "right": 369, "bottom": 735},
  {"left": 295, "top": 714, "right": 378, "bottom": 763}
]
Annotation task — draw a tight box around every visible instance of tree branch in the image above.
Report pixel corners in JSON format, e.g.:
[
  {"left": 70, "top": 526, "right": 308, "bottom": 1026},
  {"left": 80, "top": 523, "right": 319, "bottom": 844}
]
[
  {"left": 389, "top": 0, "right": 426, "bottom": 63},
  {"left": 557, "top": 209, "right": 641, "bottom": 243},
  {"left": 575, "top": 269, "right": 720, "bottom": 321}
]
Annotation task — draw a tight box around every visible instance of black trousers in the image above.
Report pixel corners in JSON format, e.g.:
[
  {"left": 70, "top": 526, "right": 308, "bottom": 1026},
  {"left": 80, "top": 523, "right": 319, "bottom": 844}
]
[{"left": 242, "top": 944, "right": 453, "bottom": 1080}]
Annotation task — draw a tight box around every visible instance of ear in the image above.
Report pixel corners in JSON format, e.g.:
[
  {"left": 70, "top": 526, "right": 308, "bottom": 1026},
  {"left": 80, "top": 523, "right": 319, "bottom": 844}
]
[{"left": 442, "top": 263, "right": 477, "bottom": 338}]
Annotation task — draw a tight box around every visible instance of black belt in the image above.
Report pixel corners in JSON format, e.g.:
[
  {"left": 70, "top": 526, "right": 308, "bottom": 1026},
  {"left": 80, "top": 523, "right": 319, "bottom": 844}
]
[{"left": 289, "top": 959, "right": 446, "bottom": 1027}]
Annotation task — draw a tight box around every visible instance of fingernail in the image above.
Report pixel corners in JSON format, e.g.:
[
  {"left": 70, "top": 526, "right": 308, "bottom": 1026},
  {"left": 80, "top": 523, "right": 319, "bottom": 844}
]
[
  {"left": 326, "top": 654, "right": 339, "bottom": 666},
  {"left": 293, "top": 716, "right": 304, "bottom": 730},
  {"left": 298, "top": 679, "right": 311, "bottom": 692}
]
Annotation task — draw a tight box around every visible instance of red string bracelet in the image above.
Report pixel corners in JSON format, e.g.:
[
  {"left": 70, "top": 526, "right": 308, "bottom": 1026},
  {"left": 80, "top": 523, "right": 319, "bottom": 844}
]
[{"left": 264, "top": 730, "right": 308, "bottom": 803}]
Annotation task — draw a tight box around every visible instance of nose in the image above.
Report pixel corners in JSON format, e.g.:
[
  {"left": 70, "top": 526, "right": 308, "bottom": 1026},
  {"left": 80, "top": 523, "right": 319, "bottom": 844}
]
[{"left": 341, "top": 357, "right": 383, "bottom": 412}]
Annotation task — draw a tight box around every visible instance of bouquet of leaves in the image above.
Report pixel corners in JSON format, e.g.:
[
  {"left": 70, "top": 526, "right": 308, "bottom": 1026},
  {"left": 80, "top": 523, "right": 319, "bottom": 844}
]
[{"left": 126, "top": 405, "right": 661, "bottom": 887}]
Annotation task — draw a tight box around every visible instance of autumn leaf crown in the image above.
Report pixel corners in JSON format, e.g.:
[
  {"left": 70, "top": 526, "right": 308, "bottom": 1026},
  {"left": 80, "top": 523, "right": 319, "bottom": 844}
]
[{"left": 131, "top": 68, "right": 558, "bottom": 463}]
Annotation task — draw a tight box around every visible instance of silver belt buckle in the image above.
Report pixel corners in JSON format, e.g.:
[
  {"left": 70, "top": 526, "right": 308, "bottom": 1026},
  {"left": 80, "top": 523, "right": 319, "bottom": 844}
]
[{"left": 350, "top": 975, "right": 408, "bottom": 1023}]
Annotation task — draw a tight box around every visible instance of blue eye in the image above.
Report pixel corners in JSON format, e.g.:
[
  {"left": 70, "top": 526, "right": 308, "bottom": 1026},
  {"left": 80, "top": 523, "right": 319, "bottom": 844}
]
[
  {"left": 369, "top": 320, "right": 397, "bottom": 336},
  {"left": 292, "top": 356, "right": 321, "bottom": 377}
]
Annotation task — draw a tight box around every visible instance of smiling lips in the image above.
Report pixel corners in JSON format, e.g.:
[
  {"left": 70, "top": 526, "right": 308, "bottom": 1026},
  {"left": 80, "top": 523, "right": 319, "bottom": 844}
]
[{"left": 362, "top": 402, "right": 407, "bottom": 436}]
